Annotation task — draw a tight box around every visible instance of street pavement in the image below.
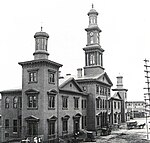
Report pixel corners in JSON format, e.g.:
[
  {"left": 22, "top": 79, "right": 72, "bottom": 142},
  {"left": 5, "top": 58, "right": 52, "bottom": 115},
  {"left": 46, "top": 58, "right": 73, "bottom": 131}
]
[{"left": 95, "top": 117, "right": 150, "bottom": 143}]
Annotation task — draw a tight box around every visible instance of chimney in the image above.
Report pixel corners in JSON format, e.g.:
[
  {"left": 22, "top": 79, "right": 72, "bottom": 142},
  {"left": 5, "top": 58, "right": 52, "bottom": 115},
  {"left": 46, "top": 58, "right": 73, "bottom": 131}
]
[{"left": 77, "top": 68, "right": 82, "bottom": 78}]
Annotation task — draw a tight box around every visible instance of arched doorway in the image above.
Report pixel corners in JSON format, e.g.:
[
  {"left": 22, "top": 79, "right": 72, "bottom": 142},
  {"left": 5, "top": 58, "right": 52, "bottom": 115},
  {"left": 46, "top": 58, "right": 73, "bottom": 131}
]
[{"left": 73, "top": 113, "right": 81, "bottom": 134}]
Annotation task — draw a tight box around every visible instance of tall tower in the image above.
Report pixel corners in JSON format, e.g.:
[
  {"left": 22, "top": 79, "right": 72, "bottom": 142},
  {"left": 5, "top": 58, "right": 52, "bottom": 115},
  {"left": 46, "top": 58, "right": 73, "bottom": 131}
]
[
  {"left": 83, "top": 4, "right": 104, "bottom": 76},
  {"left": 19, "top": 28, "right": 62, "bottom": 141}
]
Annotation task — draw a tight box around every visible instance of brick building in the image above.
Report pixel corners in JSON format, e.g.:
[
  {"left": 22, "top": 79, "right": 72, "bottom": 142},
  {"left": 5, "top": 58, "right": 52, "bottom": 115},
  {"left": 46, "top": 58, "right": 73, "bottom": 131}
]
[
  {"left": 112, "top": 76, "right": 128, "bottom": 123},
  {"left": 127, "top": 101, "right": 145, "bottom": 119},
  {"left": 0, "top": 6, "right": 116, "bottom": 142}
]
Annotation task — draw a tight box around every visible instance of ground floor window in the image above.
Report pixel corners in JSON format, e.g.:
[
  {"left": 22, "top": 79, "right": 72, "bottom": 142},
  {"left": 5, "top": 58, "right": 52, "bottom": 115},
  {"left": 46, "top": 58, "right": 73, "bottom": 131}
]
[
  {"left": 82, "top": 116, "right": 87, "bottom": 129},
  {"left": 27, "top": 122, "right": 38, "bottom": 136},
  {"left": 48, "top": 121, "right": 55, "bottom": 136},
  {"left": 62, "top": 120, "right": 68, "bottom": 132},
  {"left": 97, "top": 116, "right": 100, "bottom": 126},
  {"left": 13, "top": 119, "right": 17, "bottom": 133}
]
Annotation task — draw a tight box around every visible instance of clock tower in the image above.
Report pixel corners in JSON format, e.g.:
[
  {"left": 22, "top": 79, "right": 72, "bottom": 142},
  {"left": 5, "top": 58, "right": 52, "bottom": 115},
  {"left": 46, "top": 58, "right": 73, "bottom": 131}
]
[{"left": 83, "top": 4, "right": 104, "bottom": 76}]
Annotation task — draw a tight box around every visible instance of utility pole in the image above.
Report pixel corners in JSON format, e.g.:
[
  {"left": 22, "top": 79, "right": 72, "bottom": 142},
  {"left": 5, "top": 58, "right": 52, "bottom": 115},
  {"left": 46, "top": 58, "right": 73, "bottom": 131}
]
[
  {"left": 144, "top": 59, "right": 150, "bottom": 140},
  {"left": 144, "top": 59, "right": 150, "bottom": 113}
]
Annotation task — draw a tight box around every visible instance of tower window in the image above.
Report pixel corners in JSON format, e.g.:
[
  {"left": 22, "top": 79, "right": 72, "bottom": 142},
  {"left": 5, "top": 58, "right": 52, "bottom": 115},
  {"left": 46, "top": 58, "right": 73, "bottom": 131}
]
[
  {"left": 48, "top": 95, "right": 55, "bottom": 109},
  {"left": 28, "top": 71, "right": 38, "bottom": 83},
  {"left": 48, "top": 70, "right": 55, "bottom": 84},
  {"left": 89, "top": 53, "right": 95, "bottom": 65},
  {"left": 28, "top": 95, "right": 38, "bottom": 109}
]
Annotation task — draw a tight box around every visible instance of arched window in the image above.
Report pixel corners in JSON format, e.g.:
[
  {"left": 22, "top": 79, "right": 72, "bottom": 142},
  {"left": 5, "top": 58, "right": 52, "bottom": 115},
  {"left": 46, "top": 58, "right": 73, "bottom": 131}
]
[
  {"left": 5, "top": 97, "right": 10, "bottom": 108},
  {"left": 13, "top": 97, "right": 18, "bottom": 108}
]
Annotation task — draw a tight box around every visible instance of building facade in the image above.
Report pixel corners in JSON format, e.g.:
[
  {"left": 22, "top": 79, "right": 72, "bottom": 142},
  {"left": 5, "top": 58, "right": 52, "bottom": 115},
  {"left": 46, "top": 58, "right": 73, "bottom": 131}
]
[
  {"left": 112, "top": 76, "right": 128, "bottom": 123},
  {"left": 0, "top": 6, "right": 117, "bottom": 143},
  {"left": 127, "top": 101, "right": 145, "bottom": 119}
]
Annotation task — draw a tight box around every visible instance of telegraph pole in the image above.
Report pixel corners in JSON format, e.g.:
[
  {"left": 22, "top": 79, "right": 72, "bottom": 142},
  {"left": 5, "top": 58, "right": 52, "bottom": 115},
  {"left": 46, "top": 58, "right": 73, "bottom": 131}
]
[
  {"left": 144, "top": 59, "right": 150, "bottom": 112},
  {"left": 144, "top": 59, "right": 150, "bottom": 140}
]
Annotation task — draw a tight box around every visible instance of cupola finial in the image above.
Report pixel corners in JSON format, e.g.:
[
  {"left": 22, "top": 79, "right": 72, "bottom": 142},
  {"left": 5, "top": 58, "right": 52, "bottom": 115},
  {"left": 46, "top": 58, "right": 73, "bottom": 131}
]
[{"left": 92, "top": 3, "right": 94, "bottom": 9}]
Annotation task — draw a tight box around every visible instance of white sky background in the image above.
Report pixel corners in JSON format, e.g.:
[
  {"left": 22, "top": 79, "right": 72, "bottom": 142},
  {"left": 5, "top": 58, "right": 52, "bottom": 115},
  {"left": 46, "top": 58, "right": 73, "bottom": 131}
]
[{"left": 0, "top": 0, "right": 149, "bottom": 101}]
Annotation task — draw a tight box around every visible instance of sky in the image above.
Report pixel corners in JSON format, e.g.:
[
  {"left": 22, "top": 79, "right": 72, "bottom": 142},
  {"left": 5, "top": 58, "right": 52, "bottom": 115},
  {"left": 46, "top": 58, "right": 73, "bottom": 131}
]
[{"left": 0, "top": 0, "right": 150, "bottom": 101}]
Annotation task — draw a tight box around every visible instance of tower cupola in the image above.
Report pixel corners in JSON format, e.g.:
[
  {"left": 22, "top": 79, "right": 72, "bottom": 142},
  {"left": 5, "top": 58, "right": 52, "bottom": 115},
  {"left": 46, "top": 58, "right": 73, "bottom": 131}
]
[
  {"left": 33, "top": 27, "right": 49, "bottom": 60},
  {"left": 88, "top": 4, "right": 98, "bottom": 28}
]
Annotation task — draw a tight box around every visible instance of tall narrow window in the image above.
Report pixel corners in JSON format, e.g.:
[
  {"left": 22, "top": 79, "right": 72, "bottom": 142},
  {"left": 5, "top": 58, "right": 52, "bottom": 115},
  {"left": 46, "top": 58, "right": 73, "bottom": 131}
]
[
  {"left": 97, "top": 116, "right": 100, "bottom": 126},
  {"left": 89, "top": 53, "right": 95, "bottom": 65},
  {"left": 82, "top": 116, "right": 87, "bottom": 129},
  {"left": 13, "top": 97, "right": 18, "bottom": 108},
  {"left": 114, "top": 102, "right": 116, "bottom": 109},
  {"left": 62, "top": 120, "right": 68, "bottom": 132},
  {"left": 62, "top": 96, "right": 68, "bottom": 109},
  {"left": 48, "top": 121, "right": 55, "bottom": 137},
  {"left": 13, "top": 120, "right": 17, "bottom": 133},
  {"left": 82, "top": 99, "right": 87, "bottom": 109},
  {"left": 48, "top": 70, "right": 55, "bottom": 84},
  {"left": 100, "top": 99, "right": 102, "bottom": 109},
  {"left": 96, "top": 99, "right": 99, "bottom": 109},
  {"left": 118, "top": 102, "right": 120, "bottom": 109},
  {"left": 5, "top": 119, "right": 9, "bottom": 129},
  {"left": 96, "top": 85, "right": 99, "bottom": 94},
  {"left": 48, "top": 95, "right": 55, "bottom": 109},
  {"left": 5, "top": 97, "right": 10, "bottom": 109},
  {"left": 74, "top": 97, "right": 79, "bottom": 109}
]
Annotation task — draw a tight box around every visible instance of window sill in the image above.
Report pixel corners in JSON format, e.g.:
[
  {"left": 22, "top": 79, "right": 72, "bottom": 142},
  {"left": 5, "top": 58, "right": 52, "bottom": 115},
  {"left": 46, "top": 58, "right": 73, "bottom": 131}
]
[
  {"left": 62, "top": 131, "right": 68, "bottom": 134},
  {"left": 27, "top": 107, "right": 38, "bottom": 110},
  {"left": 28, "top": 81, "right": 38, "bottom": 84},
  {"left": 62, "top": 107, "right": 68, "bottom": 110},
  {"left": 48, "top": 82, "right": 55, "bottom": 85},
  {"left": 74, "top": 108, "right": 79, "bottom": 110},
  {"left": 48, "top": 107, "right": 55, "bottom": 110}
]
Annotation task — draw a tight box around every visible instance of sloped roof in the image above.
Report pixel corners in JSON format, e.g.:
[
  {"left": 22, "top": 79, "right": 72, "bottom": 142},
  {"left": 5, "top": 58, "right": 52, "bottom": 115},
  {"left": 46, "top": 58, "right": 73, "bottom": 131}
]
[
  {"left": 76, "top": 71, "right": 113, "bottom": 86},
  {"left": 59, "top": 76, "right": 83, "bottom": 92},
  {"left": 110, "top": 92, "right": 122, "bottom": 100}
]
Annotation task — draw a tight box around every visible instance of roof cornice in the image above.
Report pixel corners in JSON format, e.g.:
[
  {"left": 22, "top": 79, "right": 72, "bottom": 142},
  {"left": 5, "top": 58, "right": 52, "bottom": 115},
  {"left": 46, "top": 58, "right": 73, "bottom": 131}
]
[{"left": 18, "top": 59, "right": 62, "bottom": 68}]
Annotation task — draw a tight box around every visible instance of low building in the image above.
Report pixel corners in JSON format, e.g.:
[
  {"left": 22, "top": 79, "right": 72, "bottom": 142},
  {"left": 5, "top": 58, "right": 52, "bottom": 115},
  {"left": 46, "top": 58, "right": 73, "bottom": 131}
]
[{"left": 127, "top": 101, "right": 145, "bottom": 119}]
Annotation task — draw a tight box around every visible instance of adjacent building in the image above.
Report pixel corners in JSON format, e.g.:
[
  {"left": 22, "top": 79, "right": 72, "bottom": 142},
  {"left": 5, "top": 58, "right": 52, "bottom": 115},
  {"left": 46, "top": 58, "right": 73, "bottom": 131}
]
[
  {"left": 112, "top": 76, "right": 128, "bottom": 123},
  {"left": 127, "top": 101, "right": 145, "bottom": 119}
]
